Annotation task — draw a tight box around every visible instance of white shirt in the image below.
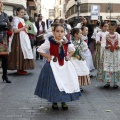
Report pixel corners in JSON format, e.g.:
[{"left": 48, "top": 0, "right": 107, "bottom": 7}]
[
  {"left": 91, "top": 27, "right": 101, "bottom": 39},
  {"left": 96, "top": 31, "right": 109, "bottom": 43},
  {"left": 39, "top": 21, "right": 47, "bottom": 32},
  {"left": 32, "top": 23, "right": 37, "bottom": 35}
]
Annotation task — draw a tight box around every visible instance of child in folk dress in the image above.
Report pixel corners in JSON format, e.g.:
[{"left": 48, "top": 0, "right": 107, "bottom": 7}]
[
  {"left": 81, "top": 26, "right": 95, "bottom": 73},
  {"left": 70, "top": 28, "right": 91, "bottom": 92},
  {"left": 34, "top": 24, "right": 81, "bottom": 110},
  {"left": 98, "top": 22, "right": 120, "bottom": 88},
  {"left": 94, "top": 22, "right": 109, "bottom": 69}
]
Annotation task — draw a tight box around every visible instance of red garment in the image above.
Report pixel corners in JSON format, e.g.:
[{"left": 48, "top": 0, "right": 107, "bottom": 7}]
[
  {"left": 66, "top": 33, "right": 71, "bottom": 41},
  {"left": 106, "top": 39, "right": 118, "bottom": 52},
  {"left": 49, "top": 42, "right": 68, "bottom": 66},
  {"left": 18, "top": 22, "right": 26, "bottom": 33},
  {"left": 7, "top": 30, "right": 12, "bottom": 42},
  {"left": 7, "top": 30, "right": 12, "bottom": 36},
  {"left": 84, "top": 39, "right": 88, "bottom": 43},
  {"left": 106, "top": 34, "right": 118, "bottom": 52}
]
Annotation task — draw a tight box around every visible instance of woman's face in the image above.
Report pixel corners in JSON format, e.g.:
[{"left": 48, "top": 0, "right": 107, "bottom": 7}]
[
  {"left": 82, "top": 27, "right": 88, "bottom": 36},
  {"left": 17, "top": 9, "right": 25, "bottom": 18},
  {"left": 54, "top": 20, "right": 59, "bottom": 24},
  {"left": 0, "top": 0, "right": 3, "bottom": 11},
  {"left": 83, "top": 18, "right": 87, "bottom": 24}
]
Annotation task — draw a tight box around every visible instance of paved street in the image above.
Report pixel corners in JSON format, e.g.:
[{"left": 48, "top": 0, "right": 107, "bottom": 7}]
[{"left": 0, "top": 59, "right": 120, "bottom": 120}]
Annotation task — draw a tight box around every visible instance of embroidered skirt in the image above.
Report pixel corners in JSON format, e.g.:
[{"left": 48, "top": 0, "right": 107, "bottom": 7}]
[
  {"left": 8, "top": 33, "right": 34, "bottom": 70},
  {"left": 34, "top": 62, "right": 81, "bottom": 102},
  {"left": 97, "top": 50, "right": 120, "bottom": 83}
]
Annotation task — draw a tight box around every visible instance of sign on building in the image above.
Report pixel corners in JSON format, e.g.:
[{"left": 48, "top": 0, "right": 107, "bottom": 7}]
[{"left": 91, "top": 5, "right": 100, "bottom": 20}]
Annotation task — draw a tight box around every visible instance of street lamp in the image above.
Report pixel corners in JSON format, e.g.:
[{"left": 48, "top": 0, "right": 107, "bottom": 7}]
[
  {"left": 75, "top": 0, "right": 81, "bottom": 23},
  {"left": 108, "top": 2, "right": 111, "bottom": 22}
]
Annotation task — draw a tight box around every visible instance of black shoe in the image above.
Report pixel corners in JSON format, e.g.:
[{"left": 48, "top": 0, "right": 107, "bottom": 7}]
[
  {"left": 61, "top": 102, "right": 68, "bottom": 110},
  {"left": 80, "top": 88, "right": 83, "bottom": 92},
  {"left": 52, "top": 103, "right": 59, "bottom": 110},
  {"left": 113, "top": 85, "right": 119, "bottom": 89},
  {"left": 2, "top": 75, "right": 11, "bottom": 83},
  {"left": 104, "top": 84, "right": 110, "bottom": 88},
  {"left": 90, "top": 75, "right": 93, "bottom": 78}
]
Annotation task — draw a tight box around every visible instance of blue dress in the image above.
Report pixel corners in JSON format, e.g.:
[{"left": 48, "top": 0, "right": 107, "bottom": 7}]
[{"left": 34, "top": 38, "right": 81, "bottom": 102}]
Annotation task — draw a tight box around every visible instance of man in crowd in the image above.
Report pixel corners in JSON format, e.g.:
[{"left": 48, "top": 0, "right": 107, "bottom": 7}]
[{"left": 35, "top": 14, "right": 47, "bottom": 60}]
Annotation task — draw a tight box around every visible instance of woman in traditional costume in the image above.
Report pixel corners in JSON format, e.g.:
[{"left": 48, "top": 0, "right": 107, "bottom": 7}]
[
  {"left": 34, "top": 24, "right": 81, "bottom": 110},
  {"left": 8, "top": 7, "right": 34, "bottom": 74}
]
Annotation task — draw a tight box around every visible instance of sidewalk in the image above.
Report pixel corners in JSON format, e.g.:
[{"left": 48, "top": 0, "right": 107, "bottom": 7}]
[{"left": 0, "top": 60, "right": 120, "bottom": 120}]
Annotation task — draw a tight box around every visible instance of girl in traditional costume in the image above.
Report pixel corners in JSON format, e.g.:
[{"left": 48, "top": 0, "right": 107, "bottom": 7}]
[
  {"left": 8, "top": 7, "right": 34, "bottom": 74},
  {"left": 70, "top": 28, "right": 91, "bottom": 92},
  {"left": 98, "top": 22, "right": 120, "bottom": 88},
  {"left": 81, "top": 26, "right": 94, "bottom": 72},
  {"left": 34, "top": 24, "right": 81, "bottom": 110},
  {"left": 94, "top": 22, "right": 108, "bottom": 69}
]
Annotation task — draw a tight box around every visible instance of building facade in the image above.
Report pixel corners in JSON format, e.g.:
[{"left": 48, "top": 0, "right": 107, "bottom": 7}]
[
  {"left": 66, "top": 0, "right": 120, "bottom": 24},
  {"left": 54, "top": 0, "right": 66, "bottom": 19},
  {"left": 3, "top": 0, "right": 27, "bottom": 16},
  {"left": 3, "top": 0, "right": 39, "bottom": 20},
  {"left": 27, "top": 0, "right": 41, "bottom": 20},
  {"left": 49, "top": 9, "right": 54, "bottom": 19}
]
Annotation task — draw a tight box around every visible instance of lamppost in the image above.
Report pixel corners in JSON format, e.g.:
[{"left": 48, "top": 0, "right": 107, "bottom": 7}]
[
  {"left": 107, "top": 2, "right": 112, "bottom": 22},
  {"left": 75, "top": 0, "right": 81, "bottom": 23}
]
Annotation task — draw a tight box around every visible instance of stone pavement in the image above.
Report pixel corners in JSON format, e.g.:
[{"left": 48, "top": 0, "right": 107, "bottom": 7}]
[{"left": 0, "top": 60, "right": 120, "bottom": 120}]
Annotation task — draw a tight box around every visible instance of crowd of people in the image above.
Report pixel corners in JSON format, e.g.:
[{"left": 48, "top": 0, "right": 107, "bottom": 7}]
[
  {"left": 34, "top": 16, "right": 120, "bottom": 109},
  {"left": 0, "top": 0, "right": 120, "bottom": 110}
]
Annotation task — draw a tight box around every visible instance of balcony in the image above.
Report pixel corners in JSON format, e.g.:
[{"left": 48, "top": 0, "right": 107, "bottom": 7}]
[
  {"left": 27, "top": 0, "right": 37, "bottom": 10},
  {"left": 2, "top": 0, "right": 27, "bottom": 8}
]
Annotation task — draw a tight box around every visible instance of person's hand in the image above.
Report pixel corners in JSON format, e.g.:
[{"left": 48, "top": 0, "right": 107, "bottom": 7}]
[
  {"left": 23, "top": 25, "right": 29, "bottom": 29},
  {"left": 66, "top": 56, "right": 70, "bottom": 61},
  {"left": 36, "top": 46, "right": 40, "bottom": 49},
  {"left": 116, "top": 46, "right": 119, "bottom": 50},
  {"left": 81, "top": 58, "right": 84, "bottom": 61},
  {"left": 47, "top": 55, "right": 52, "bottom": 62},
  {"left": 4, "top": 22, "right": 7, "bottom": 25},
  {"left": 105, "top": 45, "right": 110, "bottom": 49},
  {"left": 97, "top": 41, "right": 101, "bottom": 44}
]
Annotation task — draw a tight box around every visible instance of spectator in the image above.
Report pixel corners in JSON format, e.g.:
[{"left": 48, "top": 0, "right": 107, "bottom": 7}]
[
  {"left": 35, "top": 14, "right": 47, "bottom": 60},
  {"left": 24, "top": 15, "right": 37, "bottom": 49},
  {"left": 0, "top": 0, "right": 11, "bottom": 83}
]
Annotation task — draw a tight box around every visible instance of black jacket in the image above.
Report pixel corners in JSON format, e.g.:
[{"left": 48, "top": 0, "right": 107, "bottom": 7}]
[{"left": 0, "top": 12, "right": 10, "bottom": 31}]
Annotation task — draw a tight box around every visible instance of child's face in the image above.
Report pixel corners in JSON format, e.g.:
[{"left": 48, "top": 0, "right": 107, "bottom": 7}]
[
  {"left": 75, "top": 30, "right": 82, "bottom": 39},
  {"left": 109, "top": 25, "right": 116, "bottom": 34},
  {"left": 82, "top": 27, "right": 88, "bottom": 36},
  {"left": 102, "top": 24, "right": 108, "bottom": 32},
  {"left": 53, "top": 26, "right": 65, "bottom": 40}
]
